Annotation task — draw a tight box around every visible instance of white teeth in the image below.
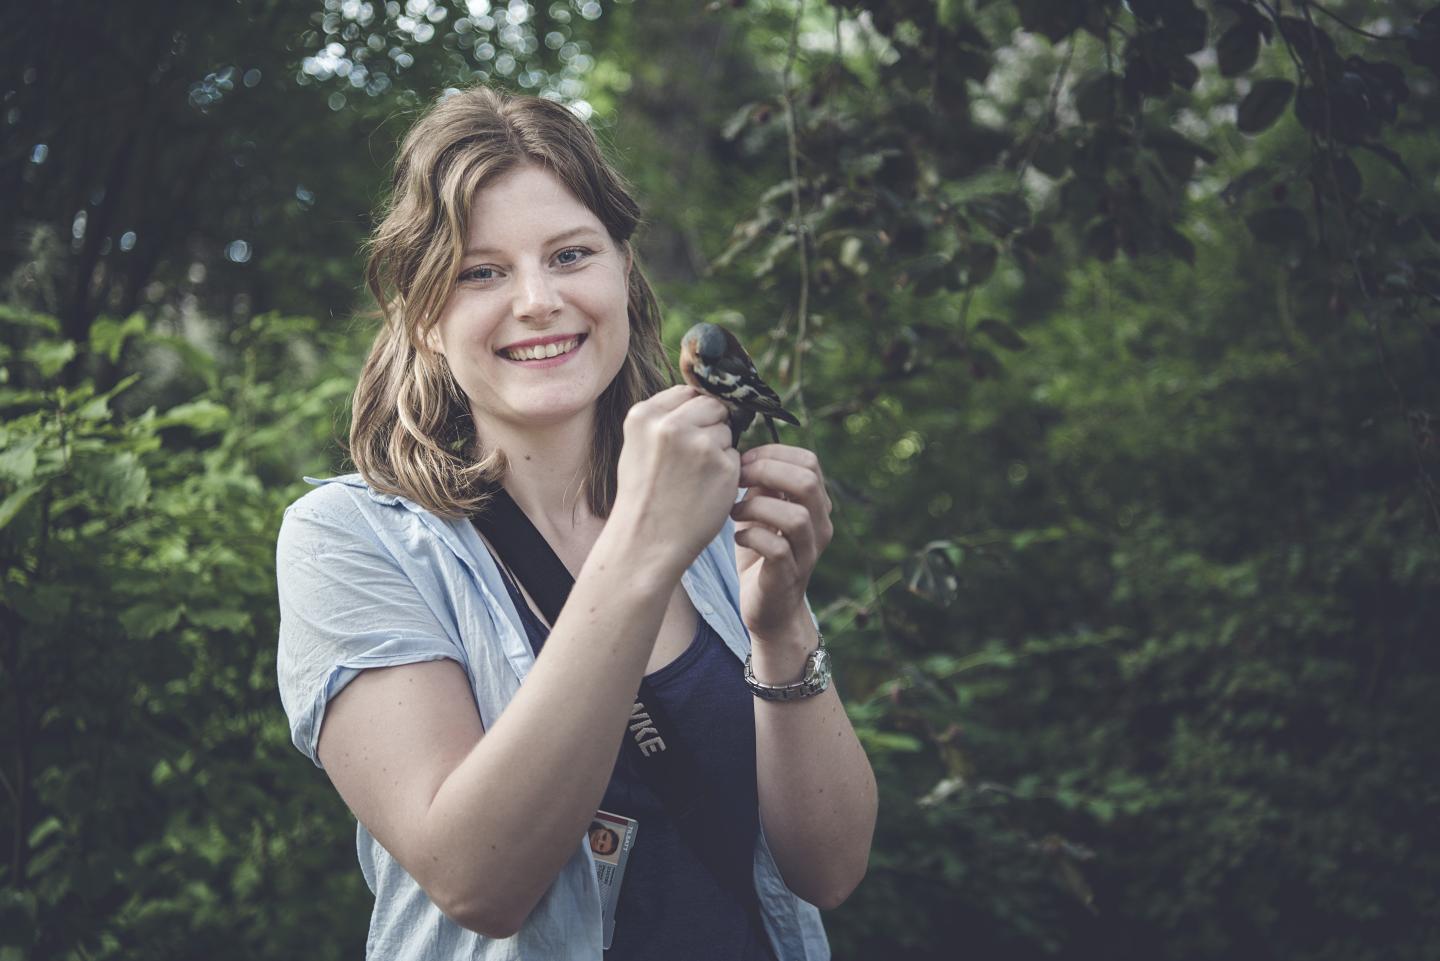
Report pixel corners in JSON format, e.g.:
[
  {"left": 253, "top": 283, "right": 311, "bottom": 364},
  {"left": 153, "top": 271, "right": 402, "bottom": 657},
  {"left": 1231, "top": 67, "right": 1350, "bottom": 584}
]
[{"left": 503, "top": 337, "right": 580, "bottom": 361}]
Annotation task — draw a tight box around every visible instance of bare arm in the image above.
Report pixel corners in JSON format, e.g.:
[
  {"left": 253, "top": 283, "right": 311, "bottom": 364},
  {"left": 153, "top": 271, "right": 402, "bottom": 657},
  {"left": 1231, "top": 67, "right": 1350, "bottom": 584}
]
[
  {"left": 314, "top": 387, "right": 741, "bottom": 936},
  {"left": 750, "top": 615, "right": 877, "bottom": 910},
  {"left": 732, "top": 446, "right": 878, "bottom": 909},
  {"left": 318, "top": 520, "right": 674, "bottom": 935}
]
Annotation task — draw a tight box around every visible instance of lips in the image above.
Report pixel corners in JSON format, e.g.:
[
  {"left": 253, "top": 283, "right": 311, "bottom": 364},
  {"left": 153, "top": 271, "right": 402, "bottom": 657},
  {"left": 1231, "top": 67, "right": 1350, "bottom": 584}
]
[{"left": 498, "top": 333, "right": 586, "bottom": 363}]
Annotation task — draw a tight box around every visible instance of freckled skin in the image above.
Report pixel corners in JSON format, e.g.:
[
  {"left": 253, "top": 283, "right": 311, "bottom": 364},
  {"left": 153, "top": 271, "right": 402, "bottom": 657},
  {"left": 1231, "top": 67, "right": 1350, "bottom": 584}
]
[{"left": 426, "top": 164, "right": 633, "bottom": 435}]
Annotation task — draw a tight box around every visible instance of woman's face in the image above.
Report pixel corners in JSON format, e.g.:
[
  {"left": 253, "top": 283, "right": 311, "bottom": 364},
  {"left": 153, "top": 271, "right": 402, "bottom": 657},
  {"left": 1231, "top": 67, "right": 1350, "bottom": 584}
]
[{"left": 427, "top": 163, "right": 631, "bottom": 437}]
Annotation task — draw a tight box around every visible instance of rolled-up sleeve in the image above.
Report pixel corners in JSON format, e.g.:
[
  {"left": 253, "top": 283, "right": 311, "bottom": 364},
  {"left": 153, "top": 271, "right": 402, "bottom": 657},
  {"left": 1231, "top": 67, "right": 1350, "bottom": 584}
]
[{"left": 275, "top": 487, "right": 465, "bottom": 769}]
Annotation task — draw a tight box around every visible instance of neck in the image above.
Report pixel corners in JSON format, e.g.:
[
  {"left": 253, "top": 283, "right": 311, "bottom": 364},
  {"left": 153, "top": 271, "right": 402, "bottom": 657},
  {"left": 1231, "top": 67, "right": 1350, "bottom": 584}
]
[{"left": 479, "top": 409, "right": 601, "bottom": 538}]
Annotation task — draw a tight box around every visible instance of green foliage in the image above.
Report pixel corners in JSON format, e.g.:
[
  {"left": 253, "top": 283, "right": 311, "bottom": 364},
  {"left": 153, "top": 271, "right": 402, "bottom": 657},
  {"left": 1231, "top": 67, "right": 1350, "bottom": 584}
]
[
  {"left": 3, "top": 1, "right": 1439, "bottom": 959},
  {"left": 0, "top": 310, "right": 368, "bottom": 959},
  {"left": 687, "top": 1, "right": 1440, "bottom": 958}
]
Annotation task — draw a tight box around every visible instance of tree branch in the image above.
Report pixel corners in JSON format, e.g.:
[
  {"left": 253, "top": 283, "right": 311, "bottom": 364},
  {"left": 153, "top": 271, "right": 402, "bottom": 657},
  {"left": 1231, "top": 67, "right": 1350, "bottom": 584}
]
[
  {"left": 1304, "top": 1, "right": 1390, "bottom": 42},
  {"left": 781, "top": 0, "right": 810, "bottom": 416}
]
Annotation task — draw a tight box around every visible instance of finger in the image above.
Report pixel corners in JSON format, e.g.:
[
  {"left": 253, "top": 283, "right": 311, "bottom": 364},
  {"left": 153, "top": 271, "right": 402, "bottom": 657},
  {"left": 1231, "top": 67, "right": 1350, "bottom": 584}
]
[
  {"left": 666, "top": 394, "right": 732, "bottom": 429},
  {"left": 731, "top": 496, "right": 816, "bottom": 568},
  {"left": 642, "top": 384, "right": 702, "bottom": 413},
  {"left": 740, "top": 444, "right": 824, "bottom": 474},
  {"left": 695, "top": 421, "right": 736, "bottom": 453},
  {"left": 739, "top": 458, "right": 831, "bottom": 516},
  {"left": 733, "top": 524, "right": 796, "bottom": 569}
]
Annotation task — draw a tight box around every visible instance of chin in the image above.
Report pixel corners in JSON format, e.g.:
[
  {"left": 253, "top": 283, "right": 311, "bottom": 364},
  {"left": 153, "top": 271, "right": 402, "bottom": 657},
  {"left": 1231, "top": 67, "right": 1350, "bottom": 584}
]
[{"left": 504, "top": 394, "right": 599, "bottom": 427}]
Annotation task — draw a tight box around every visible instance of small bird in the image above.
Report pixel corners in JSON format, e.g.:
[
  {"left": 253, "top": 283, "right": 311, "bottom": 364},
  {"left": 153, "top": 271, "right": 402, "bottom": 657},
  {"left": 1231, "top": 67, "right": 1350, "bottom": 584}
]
[{"left": 680, "top": 322, "right": 800, "bottom": 446}]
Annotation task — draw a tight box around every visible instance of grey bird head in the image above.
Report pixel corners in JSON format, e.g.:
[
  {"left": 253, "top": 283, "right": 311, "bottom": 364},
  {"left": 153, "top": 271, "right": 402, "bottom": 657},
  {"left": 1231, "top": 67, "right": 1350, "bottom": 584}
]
[{"left": 685, "top": 323, "right": 730, "bottom": 365}]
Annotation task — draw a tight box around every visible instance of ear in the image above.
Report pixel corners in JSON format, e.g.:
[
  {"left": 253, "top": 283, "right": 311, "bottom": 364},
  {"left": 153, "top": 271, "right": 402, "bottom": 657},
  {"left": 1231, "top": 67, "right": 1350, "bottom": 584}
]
[{"left": 623, "top": 243, "right": 633, "bottom": 282}]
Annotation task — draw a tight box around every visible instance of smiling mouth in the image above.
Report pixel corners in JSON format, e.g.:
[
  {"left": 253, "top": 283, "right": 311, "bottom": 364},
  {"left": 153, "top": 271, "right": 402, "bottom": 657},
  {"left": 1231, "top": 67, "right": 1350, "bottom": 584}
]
[{"left": 499, "top": 334, "right": 586, "bottom": 362}]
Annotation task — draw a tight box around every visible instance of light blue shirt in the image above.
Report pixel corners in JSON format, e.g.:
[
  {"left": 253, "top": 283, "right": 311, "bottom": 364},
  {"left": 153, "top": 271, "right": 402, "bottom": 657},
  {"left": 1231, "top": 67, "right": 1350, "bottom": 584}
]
[{"left": 275, "top": 474, "right": 831, "bottom": 960}]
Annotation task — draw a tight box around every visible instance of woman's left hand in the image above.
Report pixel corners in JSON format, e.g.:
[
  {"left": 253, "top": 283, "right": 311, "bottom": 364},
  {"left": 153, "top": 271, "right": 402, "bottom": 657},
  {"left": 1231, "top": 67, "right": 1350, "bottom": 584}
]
[{"left": 731, "top": 444, "right": 834, "bottom": 643}]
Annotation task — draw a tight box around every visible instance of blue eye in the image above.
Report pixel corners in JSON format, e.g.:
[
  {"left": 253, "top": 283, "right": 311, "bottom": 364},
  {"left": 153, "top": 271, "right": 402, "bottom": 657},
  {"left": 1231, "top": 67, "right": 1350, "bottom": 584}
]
[
  {"left": 459, "top": 265, "right": 497, "bottom": 283},
  {"left": 556, "top": 247, "right": 591, "bottom": 266}
]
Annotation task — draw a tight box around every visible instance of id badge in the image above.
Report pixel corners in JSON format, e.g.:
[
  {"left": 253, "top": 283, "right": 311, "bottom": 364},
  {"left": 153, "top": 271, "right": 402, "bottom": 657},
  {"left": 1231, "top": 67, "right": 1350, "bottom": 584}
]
[{"left": 588, "top": 810, "right": 639, "bottom": 950}]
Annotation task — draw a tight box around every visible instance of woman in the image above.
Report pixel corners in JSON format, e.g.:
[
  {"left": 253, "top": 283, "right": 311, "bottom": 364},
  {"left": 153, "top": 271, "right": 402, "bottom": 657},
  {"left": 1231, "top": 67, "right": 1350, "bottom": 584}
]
[{"left": 275, "top": 85, "right": 876, "bottom": 960}]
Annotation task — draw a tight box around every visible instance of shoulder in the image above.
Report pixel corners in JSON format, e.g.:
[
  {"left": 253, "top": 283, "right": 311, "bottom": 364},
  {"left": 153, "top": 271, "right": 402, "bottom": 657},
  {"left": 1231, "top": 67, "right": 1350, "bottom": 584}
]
[
  {"left": 285, "top": 472, "right": 400, "bottom": 515},
  {"left": 277, "top": 473, "right": 407, "bottom": 560}
]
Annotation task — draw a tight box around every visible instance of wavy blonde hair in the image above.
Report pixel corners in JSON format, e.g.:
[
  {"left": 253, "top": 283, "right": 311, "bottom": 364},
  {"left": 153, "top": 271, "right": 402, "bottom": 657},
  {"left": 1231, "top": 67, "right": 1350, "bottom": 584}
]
[{"left": 348, "top": 86, "right": 673, "bottom": 518}]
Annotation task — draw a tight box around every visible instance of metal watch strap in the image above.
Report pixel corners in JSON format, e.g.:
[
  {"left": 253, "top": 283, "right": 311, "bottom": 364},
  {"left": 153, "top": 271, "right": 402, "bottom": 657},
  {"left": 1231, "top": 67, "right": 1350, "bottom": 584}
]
[{"left": 744, "top": 632, "right": 831, "bottom": 701}]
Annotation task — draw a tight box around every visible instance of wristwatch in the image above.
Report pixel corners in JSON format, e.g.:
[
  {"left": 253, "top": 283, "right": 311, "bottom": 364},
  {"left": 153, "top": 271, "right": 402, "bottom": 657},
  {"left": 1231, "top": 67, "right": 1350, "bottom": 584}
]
[{"left": 744, "top": 633, "right": 831, "bottom": 701}]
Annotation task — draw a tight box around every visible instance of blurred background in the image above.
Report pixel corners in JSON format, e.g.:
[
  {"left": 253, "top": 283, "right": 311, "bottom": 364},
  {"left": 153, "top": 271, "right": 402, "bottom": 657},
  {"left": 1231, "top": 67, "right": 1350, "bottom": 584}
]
[{"left": 2, "top": 1, "right": 1438, "bottom": 958}]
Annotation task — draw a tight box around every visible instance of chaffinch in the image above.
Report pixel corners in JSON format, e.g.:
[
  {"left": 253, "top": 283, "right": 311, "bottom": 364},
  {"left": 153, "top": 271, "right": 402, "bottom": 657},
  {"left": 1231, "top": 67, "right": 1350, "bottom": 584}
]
[{"left": 679, "top": 322, "right": 800, "bottom": 446}]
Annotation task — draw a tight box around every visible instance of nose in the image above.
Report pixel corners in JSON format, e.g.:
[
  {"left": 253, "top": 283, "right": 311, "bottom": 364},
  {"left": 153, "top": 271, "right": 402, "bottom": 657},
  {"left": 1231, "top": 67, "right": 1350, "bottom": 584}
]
[{"left": 513, "top": 263, "right": 563, "bottom": 324}]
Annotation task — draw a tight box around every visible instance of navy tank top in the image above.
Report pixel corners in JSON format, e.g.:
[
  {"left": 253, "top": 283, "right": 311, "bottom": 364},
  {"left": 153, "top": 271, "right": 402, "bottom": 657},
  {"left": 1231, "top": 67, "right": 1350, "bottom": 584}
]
[{"left": 489, "top": 550, "right": 776, "bottom": 960}]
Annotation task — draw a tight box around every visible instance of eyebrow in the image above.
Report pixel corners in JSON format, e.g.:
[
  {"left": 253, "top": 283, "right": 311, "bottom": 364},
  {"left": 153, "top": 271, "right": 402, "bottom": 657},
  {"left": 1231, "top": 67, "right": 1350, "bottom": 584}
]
[{"left": 462, "top": 226, "right": 604, "bottom": 258}]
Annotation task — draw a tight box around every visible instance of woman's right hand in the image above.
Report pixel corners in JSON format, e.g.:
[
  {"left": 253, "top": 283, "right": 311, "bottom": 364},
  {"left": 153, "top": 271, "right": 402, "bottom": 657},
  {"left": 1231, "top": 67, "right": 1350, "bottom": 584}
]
[{"left": 610, "top": 384, "right": 740, "bottom": 577}]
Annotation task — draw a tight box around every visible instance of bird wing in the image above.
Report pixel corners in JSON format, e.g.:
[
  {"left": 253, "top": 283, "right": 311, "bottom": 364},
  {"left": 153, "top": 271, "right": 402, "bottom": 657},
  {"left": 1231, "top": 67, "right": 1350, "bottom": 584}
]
[{"left": 718, "top": 355, "right": 800, "bottom": 425}]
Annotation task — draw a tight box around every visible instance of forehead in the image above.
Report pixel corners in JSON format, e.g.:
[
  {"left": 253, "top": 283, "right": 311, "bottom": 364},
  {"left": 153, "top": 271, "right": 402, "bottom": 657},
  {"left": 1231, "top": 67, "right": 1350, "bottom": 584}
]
[{"left": 465, "top": 164, "right": 605, "bottom": 251}]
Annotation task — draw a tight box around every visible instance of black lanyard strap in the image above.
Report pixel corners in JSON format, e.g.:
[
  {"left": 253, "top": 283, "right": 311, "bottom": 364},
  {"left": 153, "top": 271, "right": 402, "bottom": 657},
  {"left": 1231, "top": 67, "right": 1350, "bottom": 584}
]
[
  {"left": 472, "top": 488, "right": 766, "bottom": 923},
  {"left": 471, "top": 488, "right": 693, "bottom": 815}
]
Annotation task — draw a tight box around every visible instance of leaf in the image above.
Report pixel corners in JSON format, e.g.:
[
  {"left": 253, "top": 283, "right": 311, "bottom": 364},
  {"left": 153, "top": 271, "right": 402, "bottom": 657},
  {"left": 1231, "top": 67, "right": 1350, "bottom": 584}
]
[
  {"left": 89, "top": 312, "right": 147, "bottom": 363},
  {"left": 906, "top": 253, "right": 954, "bottom": 297},
  {"left": 1169, "top": 5, "right": 1209, "bottom": 54},
  {"left": 26, "top": 817, "right": 62, "bottom": 849},
  {"left": 758, "top": 178, "right": 798, "bottom": 205},
  {"left": 76, "top": 451, "right": 150, "bottom": 513},
  {"left": 977, "top": 318, "right": 1028, "bottom": 351},
  {"left": 1016, "top": 0, "right": 1085, "bottom": 42},
  {"left": 1246, "top": 206, "right": 1309, "bottom": 246},
  {"left": 22, "top": 340, "right": 76, "bottom": 378},
  {"left": 858, "top": 730, "right": 924, "bottom": 753},
  {"left": 1277, "top": 16, "right": 1340, "bottom": 74},
  {"left": 187, "top": 608, "right": 251, "bottom": 632},
  {"left": 1029, "top": 135, "right": 1073, "bottom": 178},
  {"left": 1149, "top": 127, "right": 1217, "bottom": 183},
  {"left": 956, "top": 243, "right": 998, "bottom": 287},
  {"left": 0, "top": 436, "right": 41, "bottom": 484},
  {"left": 1217, "top": 23, "right": 1261, "bottom": 77},
  {"left": 0, "top": 483, "right": 43, "bottom": 531},
  {"left": 964, "top": 192, "right": 1030, "bottom": 237},
  {"left": 77, "top": 394, "right": 110, "bottom": 422},
  {"left": 1238, "top": 79, "right": 1295, "bottom": 134},
  {"left": 0, "top": 304, "right": 61, "bottom": 332},
  {"left": 721, "top": 102, "right": 758, "bottom": 141},
  {"left": 1220, "top": 166, "right": 1275, "bottom": 207},
  {"left": 1357, "top": 141, "right": 1414, "bottom": 184},
  {"left": 120, "top": 602, "right": 183, "bottom": 641},
  {"left": 146, "top": 334, "right": 219, "bottom": 390},
  {"left": 156, "top": 399, "right": 231, "bottom": 433},
  {"left": 1148, "top": 128, "right": 1218, "bottom": 164},
  {"left": 968, "top": 346, "right": 1004, "bottom": 380},
  {"left": 1294, "top": 84, "right": 1324, "bottom": 134},
  {"left": 841, "top": 150, "right": 893, "bottom": 179}
]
